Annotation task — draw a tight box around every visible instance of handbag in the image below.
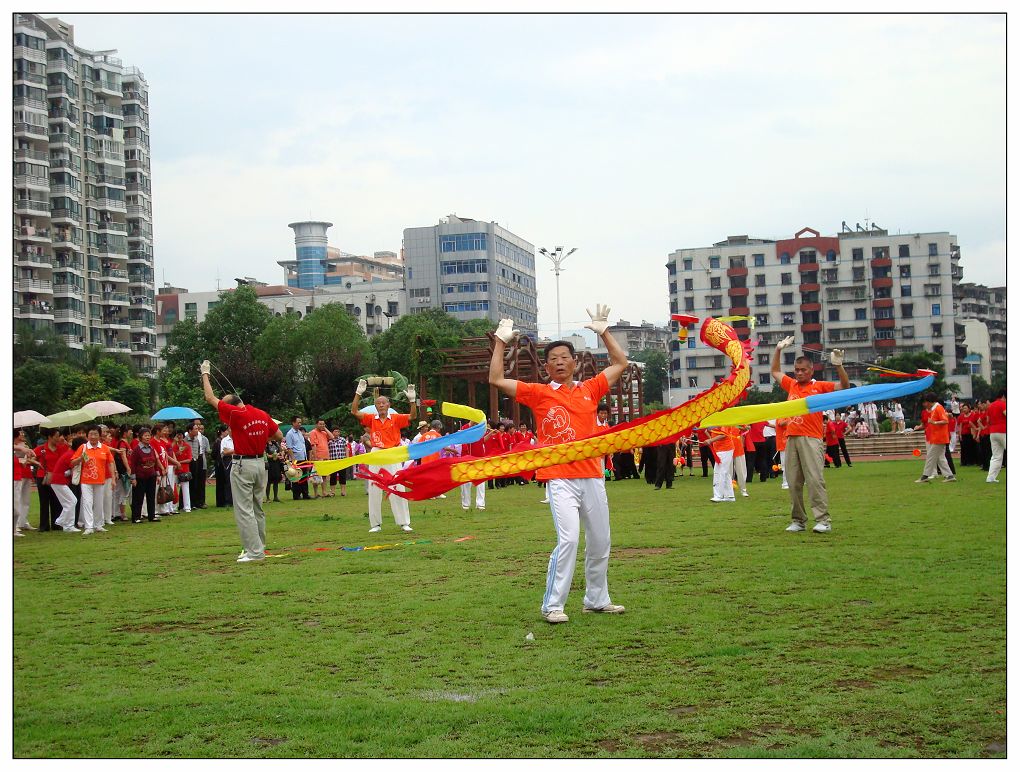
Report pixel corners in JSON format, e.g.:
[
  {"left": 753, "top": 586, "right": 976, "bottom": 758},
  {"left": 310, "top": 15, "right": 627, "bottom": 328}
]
[
  {"left": 156, "top": 481, "right": 173, "bottom": 505},
  {"left": 178, "top": 471, "right": 193, "bottom": 482}
]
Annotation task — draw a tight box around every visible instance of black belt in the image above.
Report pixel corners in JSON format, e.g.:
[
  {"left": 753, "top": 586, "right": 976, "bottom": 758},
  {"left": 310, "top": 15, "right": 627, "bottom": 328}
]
[{"left": 234, "top": 454, "right": 263, "bottom": 460}]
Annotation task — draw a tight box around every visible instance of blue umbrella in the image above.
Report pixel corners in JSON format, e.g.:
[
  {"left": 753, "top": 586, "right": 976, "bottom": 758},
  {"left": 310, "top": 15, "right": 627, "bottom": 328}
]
[{"left": 151, "top": 406, "right": 203, "bottom": 420}]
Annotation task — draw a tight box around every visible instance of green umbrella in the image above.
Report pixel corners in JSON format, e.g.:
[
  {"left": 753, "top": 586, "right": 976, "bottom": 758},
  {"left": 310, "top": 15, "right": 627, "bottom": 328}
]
[{"left": 40, "top": 407, "right": 99, "bottom": 428}]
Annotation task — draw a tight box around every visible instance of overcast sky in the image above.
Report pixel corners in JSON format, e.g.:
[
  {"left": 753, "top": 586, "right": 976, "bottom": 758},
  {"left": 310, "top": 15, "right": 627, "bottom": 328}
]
[{"left": 58, "top": 12, "right": 1006, "bottom": 340}]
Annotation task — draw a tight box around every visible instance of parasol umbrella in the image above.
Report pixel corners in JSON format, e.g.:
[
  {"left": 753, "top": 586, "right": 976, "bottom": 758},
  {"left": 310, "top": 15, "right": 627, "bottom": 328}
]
[
  {"left": 40, "top": 406, "right": 99, "bottom": 428},
  {"left": 83, "top": 400, "right": 133, "bottom": 417},
  {"left": 13, "top": 410, "right": 49, "bottom": 428},
  {"left": 151, "top": 406, "right": 203, "bottom": 421}
]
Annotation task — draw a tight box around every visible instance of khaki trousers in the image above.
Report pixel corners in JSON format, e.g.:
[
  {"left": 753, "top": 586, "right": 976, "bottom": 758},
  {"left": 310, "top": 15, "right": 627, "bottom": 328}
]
[
  {"left": 230, "top": 456, "right": 268, "bottom": 559},
  {"left": 922, "top": 442, "right": 953, "bottom": 479},
  {"left": 785, "top": 435, "right": 829, "bottom": 526}
]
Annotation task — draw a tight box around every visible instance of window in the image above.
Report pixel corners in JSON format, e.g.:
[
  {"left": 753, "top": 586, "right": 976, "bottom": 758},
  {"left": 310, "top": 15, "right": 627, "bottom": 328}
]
[
  {"left": 757, "top": 353, "right": 770, "bottom": 365},
  {"left": 688, "top": 376, "right": 698, "bottom": 388},
  {"left": 779, "top": 252, "right": 791, "bottom": 265},
  {"left": 440, "top": 259, "right": 488, "bottom": 275},
  {"left": 782, "top": 312, "right": 795, "bottom": 324},
  {"left": 901, "top": 304, "right": 913, "bottom": 318},
  {"left": 184, "top": 302, "right": 197, "bottom": 320},
  {"left": 822, "top": 269, "right": 838, "bottom": 283},
  {"left": 855, "top": 308, "right": 867, "bottom": 320},
  {"left": 729, "top": 256, "right": 745, "bottom": 268},
  {"left": 755, "top": 294, "right": 767, "bottom": 306},
  {"left": 783, "top": 352, "right": 795, "bottom": 365},
  {"left": 924, "top": 283, "right": 942, "bottom": 296},
  {"left": 875, "top": 330, "right": 895, "bottom": 340},
  {"left": 852, "top": 267, "right": 866, "bottom": 282},
  {"left": 387, "top": 301, "right": 399, "bottom": 316},
  {"left": 754, "top": 274, "right": 766, "bottom": 287},
  {"left": 932, "top": 323, "right": 943, "bottom": 336},
  {"left": 902, "top": 326, "right": 915, "bottom": 339},
  {"left": 802, "top": 310, "right": 820, "bottom": 324},
  {"left": 684, "top": 297, "right": 695, "bottom": 311},
  {"left": 755, "top": 314, "right": 769, "bottom": 327},
  {"left": 828, "top": 309, "right": 840, "bottom": 322},
  {"left": 684, "top": 278, "right": 693, "bottom": 291},
  {"left": 707, "top": 295, "right": 722, "bottom": 310},
  {"left": 686, "top": 357, "right": 697, "bottom": 369},
  {"left": 901, "top": 285, "right": 912, "bottom": 297},
  {"left": 875, "top": 307, "right": 894, "bottom": 320},
  {"left": 799, "top": 250, "right": 816, "bottom": 264},
  {"left": 933, "top": 344, "right": 943, "bottom": 355},
  {"left": 781, "top": 292, "right": 793, "bottom": 305},
  {"left": 781, "top": 272, "right": 792, "bottom": 285},
  {"left": 872, "top": 247, "right": 889, "bottom": 259},
  {"left": 826, "top": 249, "right": 837, "bottom": 262},
  {"left": 898, "top": 245, "right": 911, "bottom": 258},
  {"left": 874, "top": 287, "right": 891, "bottom": 299},
  {"left": 759, "top": 374, "right": 771, "bottom": 385},
  {"left": 929, "top": 264, "right": 940, "bottom": 276},
  {"left": 928, "top": 243, "right": 938, "bottom": 256},
  {"left": 682, "top": 258, "right": 693, "bottom": 271},
  {"left": 852, "top": 248, "right": 864, "bottom": 261},
  {"left": 753, "top": 253, "right": 765, "bottom": 267},
  {"left": 730, "top": 275, "right": 746, "bottom": 289},
  {"left": 899, "top": 265, "right": 911, "bottom": 278},
  {"left": 439, "top": 232, "right": 487, "bottom": 252},
  {"left": 932, "top": 303, "right": 941, "bottom": 316},
  {"left": 687, "top": 337, "right": 696, "bottom": 349},
  {"left": 709, "top": 256, "right": 721, "bottom": 269},
  {"left": 710, "top": 277, "right": 721, "bottom": 290}
]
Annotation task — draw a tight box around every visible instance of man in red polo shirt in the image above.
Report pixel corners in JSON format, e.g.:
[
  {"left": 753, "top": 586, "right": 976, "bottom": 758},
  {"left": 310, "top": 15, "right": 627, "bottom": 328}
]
[
  {"left": 490, "top": 304, "right": 628, "bottom": 624},
  {"left": 985, "top": 388, "right": 1006, "bottom": 483},
  {"left": 771, "top": 339, "right": 850, "bottom": 533},
  {"left": 917, "top": 393, "right": 956, "bottom": 483},
  {"left": 202, "top": 360, "right": 283, "bottom": 563},
  {"left": 350, "top": 381, "right": 417, "bottom": 533}
]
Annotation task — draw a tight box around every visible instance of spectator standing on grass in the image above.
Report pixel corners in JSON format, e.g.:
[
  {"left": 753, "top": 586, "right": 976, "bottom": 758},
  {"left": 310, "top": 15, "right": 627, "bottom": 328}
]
[
  {"left": 202, "top": 360, "right": 282, "bottom": 563},
  {"left": 745, "top": 421, "right": 765, "bottom": 484},
  {"left": 916, "top": 393, "right": 957, "bottom": 483},
  {"left": 730, "top": 426, "right": 749, "bottom": 497},
  {"left": 13, "top": 431, "right": 38, "bottom": 536},
  {"left": 34, "top": 428, "right": 68, "bottom": 531},
  {"left": 975, "top": 400, "right": 993, "bottom": 471},
  {"left": 890, "top": 402, "right": 905, "bottom": 434},
  {"left": 48, "top": 432, "right": 78, "bottom": 532},
  {"left": 831, "top": 413, "right": 853, "bottom": 467},
  {"left": 957, "top": 403, "right": 977, "bottom": 466},
  {"left": 771, "top": 339, "right": 850, "bottom": 534},
  {"left": 70, "top": 426, "right": 116, "bottom": 535},
  {"left": 308, "top": 419, "right": 331, "bottom": 499},
  {"left": 774, "top": 419, "right": 790, "bottom": 490},
  {"left": 129, "top": 427, "right": 165, "bottom": 523},
  {"left": 171, "top": 430, "right": 193, "bottom": 512},
  {"left": 489, "top": 306, "right": 628, "bottom": 624},
  {"left": 985, "top": 389, "right": 1006, "bottom": 484},
  {"left": 701, "top": 426, "right": 735, "bottom": 503},
  {"left": 823, "top": 415, "right": 841, "bottom": 469},
  {"left": 285, "top": 417, "right": 310, "bottom": 501},
  {"left": 327, "top": 427, "right": 348, "bottom": 498},
  {"left": 185, "top": 421, "right": 210, "bottom": 509},
  {"left": 265, "top": 437, "right": 283, "bottom": 502},
  {"left": 459, "top": 421, "right": 492, "bottom": 511},
  {"left": 760, "top": 420, "right": 777, "bottom": 480}
]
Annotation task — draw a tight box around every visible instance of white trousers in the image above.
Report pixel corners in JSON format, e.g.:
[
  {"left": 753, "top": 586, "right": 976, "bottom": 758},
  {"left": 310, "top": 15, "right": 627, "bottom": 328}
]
[
  {"left": 103, "top": 479, "right": 114, "bottom": 524},
  {"left": 780, "top": 450, "right": 788, "bottom": 486},
  {"left": 80, "top": 483, "right": 107, "bottom": 531},
  {"left": 712, "top": 450, "right": 735, "bottom": 501},
  {"left": 51, "top": 484, "right": 78, "bottom": 529},
  {"left": 460, "top": 482, "right": 486, "bottom": 509},
  {"left": 987, "top": 433, "right": 1006, "bottom": 482},
  {"left": 367, "top": 463, "right": 410, "bottom": 528},
  {"left": 180, "top": 480, "right": 191, "bottom": 511},
  {"left": 14, "top": 479, "right": 32, "bottom": 530},
  {"left": 542, "top": 477, "right": 612, "bottom": 614},
  {"left": 732, "top": 454, "right": 747, "bottom": 493},
  {"left": 922, "top": 442, "right": 953, "bottom": 479}
]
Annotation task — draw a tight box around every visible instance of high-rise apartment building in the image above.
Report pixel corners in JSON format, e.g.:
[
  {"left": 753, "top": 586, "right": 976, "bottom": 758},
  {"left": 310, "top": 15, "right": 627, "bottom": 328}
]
[
  {"left": 955, "top": 282, "right": 1006, "bottom": 379},
  {"left": 666, "top": 225, "right": 964, "bottom": 404},
  {"left": 13, "top": 14, "right": 157, "bottom": 373},
  {"left": 403, "top": 214, "right": 538, "bottom": 339}
]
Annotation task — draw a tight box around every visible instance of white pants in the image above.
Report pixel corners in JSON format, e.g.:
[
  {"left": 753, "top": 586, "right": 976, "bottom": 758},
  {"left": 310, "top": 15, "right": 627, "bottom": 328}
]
[
  {"left": 51, "top": 484, "right": 78, "bottom": 529},
  {"left": 460, "top": 482, "right": 486, "bottom": 509},
  {"left": 103, "top": 479, "right": 114, "bottom": 524},
  {"left": 14, "top": 479, "right": 32, "bottom": 530},
  {"left": 732, "top": 454, "right": 747, "bottom": 493},
  {"left": 780, "top": 450, "right": 788, "bottom": 486},
  {"left": 367, "top": 463, "right": 410, "bottom": 528},
  {"left": 922, "top": 442, "right": 953, "bottom": 479},
  {"left": 111, "top": 475, "right": 126, "bottom": 518},
  {"left": 80, "top": 483, "right": 107, "bottom": 531},
  {"left": 712, "top": 450, "right": 735, "bottom": 500},
  {"left": 542, "top": 477, "right": 612, "bottom": 614},
  {"left": 987, "top": 433, "right": 1006, "bottom": 482},
  {"left": 948, "top": 430, "right": 958, "bottom": 454},
  {"left": 180, "top": 479, "right": 191, "bottom": 511}
]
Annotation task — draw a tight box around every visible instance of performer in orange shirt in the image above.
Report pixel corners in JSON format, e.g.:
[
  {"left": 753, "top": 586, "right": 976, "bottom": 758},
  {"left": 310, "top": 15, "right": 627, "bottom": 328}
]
[
  {"left": 916, "top": 393, "right": 956, "bottom": 482},
  {"left": 70, "top": 425, "right": 117, "bottom": 535}
]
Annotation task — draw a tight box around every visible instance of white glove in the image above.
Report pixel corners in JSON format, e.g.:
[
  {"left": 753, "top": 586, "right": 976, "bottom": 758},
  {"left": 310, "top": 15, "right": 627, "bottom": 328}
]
[
  {"left": 830, "top": 349, "right": 845, "bottom": 366},
  {"left": 494, "top": 318, "right": 518, "bottom": 344},
  {"left": 405, "top": 384, "right": 416, "bottom": 402},
  {"left": 355, "top": 379, "right": 368, "bottom": 395},
  {"left": 775, "top": 335, "right": 795, "bottom": 351},
  {"left": 200, "top": 360, "right": 211, "bottom": 375},
  {"left": 585, "top": 304, "right": 611, "bottom": 335}
]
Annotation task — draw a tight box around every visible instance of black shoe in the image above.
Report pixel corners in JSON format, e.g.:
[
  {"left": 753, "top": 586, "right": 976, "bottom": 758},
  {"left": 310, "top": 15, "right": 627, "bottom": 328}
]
[{"left": 148, "top": 516, "right": 161, "bottom": 522}]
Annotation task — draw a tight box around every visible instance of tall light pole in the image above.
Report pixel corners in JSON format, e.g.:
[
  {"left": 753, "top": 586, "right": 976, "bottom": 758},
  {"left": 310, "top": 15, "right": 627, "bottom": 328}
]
[{"left": 539, "top": 245, "right": 577, "bottom": 339}]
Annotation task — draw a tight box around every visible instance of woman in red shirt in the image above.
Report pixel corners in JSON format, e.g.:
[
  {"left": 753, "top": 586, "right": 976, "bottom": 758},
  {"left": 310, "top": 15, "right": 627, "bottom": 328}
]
[
  {"left": 172, "top": 430, "right": 194, "bottom": 511},
  {"left": 129, "top": 427, "right": 166, "bottom": 523}
]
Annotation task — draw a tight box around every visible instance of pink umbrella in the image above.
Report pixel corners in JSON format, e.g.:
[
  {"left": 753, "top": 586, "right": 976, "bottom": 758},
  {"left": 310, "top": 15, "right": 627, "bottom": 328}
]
[{"left": 82, "top": 400, "right": 133, "bottom": 417}]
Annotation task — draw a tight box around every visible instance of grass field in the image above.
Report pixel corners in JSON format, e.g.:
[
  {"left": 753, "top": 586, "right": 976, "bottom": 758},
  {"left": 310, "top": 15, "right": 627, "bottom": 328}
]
[{"left": 12, "top": 460, "right": 1006, "bottom": 758}]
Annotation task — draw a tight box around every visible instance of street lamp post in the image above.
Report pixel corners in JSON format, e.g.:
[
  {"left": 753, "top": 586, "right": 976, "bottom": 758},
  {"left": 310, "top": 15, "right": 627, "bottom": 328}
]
[{"left": 539, "top": 245, "right": 577, "bottom": 340}]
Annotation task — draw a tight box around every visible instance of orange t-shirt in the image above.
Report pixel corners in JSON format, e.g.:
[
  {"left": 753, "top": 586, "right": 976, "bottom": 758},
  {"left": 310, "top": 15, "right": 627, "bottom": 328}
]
[
  {"left": 775, "top": 420, "right": 789, "bottom": 452},
  {"left": 729, "top": 426, "right": 744, "bottom": 457},
  {"left": 515, "top": 373, "right": 609, "bottom": 481},
  {"left": 780, "top": 375, "right": 836, "bottom": 439},
  {"left": 72, "top": 442, "right": 114, "bottom": 485},
  {"left": 708, "top": 428, "right": 733, "bottom": 458},
  {"left": 308, "top": 428, "right": 331, "bottom": 461},
  {"left": 416, "top": 429, "right": 442, "bottom": 465},
  {"left": 925, "top": 403, "right": 951, "bottom": 445},
  {"left": 359, "top": 412, "right": 410, "bottom": 450}
]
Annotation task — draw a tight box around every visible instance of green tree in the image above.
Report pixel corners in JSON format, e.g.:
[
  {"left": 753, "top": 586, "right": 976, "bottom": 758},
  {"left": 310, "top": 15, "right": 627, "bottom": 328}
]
[
  {"left": 293, "top": 304, "right": 375, "bottom": 419},
  {"left": 14, "top": 321, "right": 70, "bottom": 368},
  {"left": 199, "top": 287, "right": 274, "bottom": 404},
  {"left": 68, "top": 373, "right": 110, "bottom": 408},
  {"left": 372, "top": 308, "right": 464, "bottom": 397},
  {"left": 741, "top": 383, "right": 786, "bottom": 405},
  {"left": 159, "top": 365, "right": 218, "bottom": 428},
  {"left": 161, "top": 318, "right": 204, "bottom": 377},
  {"left": 630, "top": 348, "right": 668, "bottom": 404},
  {"left": 13, "top": 361, "right": 64, "bottom": 414},
  {"left": 97, "top": 359, "right": 131, "bottom": 392}
]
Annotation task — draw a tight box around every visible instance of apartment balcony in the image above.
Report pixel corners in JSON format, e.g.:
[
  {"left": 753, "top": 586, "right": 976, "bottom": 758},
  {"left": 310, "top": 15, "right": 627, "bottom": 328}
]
[
  {"left": 727, "top": 286, "right": 749, "bottom": 298},
  {"left": 14, "top": 148, "right": 48, "bottom": 162},
  {"left": 101, "top": 269, "right": 129, "bottom": 282},
  {"left": 122, "top": 90, "right": 148, "bottom": 104},
  {"left": 94, "top": 197, "right": 127, "bottom": 212},
  {"left": 61, "top": 334, "right": 85, "bottom": 349},
  {"left": 96, "top": 220, "right": 128, "bottom": 232},
  {"left": 14, "top": 198, "right": 50, "bottom": 215},
  {"left": 101, "top": 318, "right": 131, "bottom": 330},
  {"left": 13, "top": 71, "right": 46, "bottom": 86},
  {"left": 102, "top": 292, "right": 130, "bottom": 305},
  {"left": 52, "top": 309, "right": 84, "bottom": 322},
  {"left": 103, "top": 341, "right": 132, "bottom": 354},
  {"left": 14, "top": 174, "right": 49, "bottom": 190},
  {"left": 47, "top": 108, "right": 78, "bottom": 125},
  {"left": 799, "top": 302, "right": 821, "bottom": 313},
  {"left": 53, "top": 283, "right": 84, "bottom": 298},
  {"left": 16, "top": 304, "right": 54, "bottom": 318},
  {"left": 13, "top": 44, "right": 47, "bottom": 63},
  {"left": 727, "top": 305, "right": 750, "bottom": 316},
  {"left": 797, "top": 261, "right": 820, "bottom": 273},
  {"left": 874, "top": 318, "right": 896, "bottom": 330},
  {"left": 130, "top": 319, "right": 156, "bottom": 331},
  {"left": 130, "top": 344, "right": 157, "bottom": 356},
  {"left": 871, "top": 277, "right": 893, "bottom": 289},
  {"left": 798, "top": 283, "right": 820, "bottom": 294},
  {"left": 15, "top": 96, "right": 47, "bottom": 113},
  {"left": 50, "top": 208, "right": 81, "bottom": 224},
  {"left": 870, "top": 257, "right": 892, "bottom": 269},
  {"left": 16, "top": 251, "right": 54, "bottom": 268},
  {"left": 872, "top": 298, "right": 894, "bottom": 309},
  {"left": 13, "top": 122, "right": 47, "bottom": 138},
  {"left": 875, "top": 338, "right": 897, "bottom": 349},
  {"left": 17, "top": 278, "right": 53, "bottom": 294},
  {"left": 48, "top": 132, "right": 79, "bottom": 148},
  {"left": 16, "top": 225, "right": 51, "bottom": 241},
  {"left": 801, "top": 322, "right": 823, "bottom": 333},
  {"left": 725, "top": 266, "right": 748, "bottom": 279},
  {"left": 47, "top": 57, "right": 76, "bottom": 76}
]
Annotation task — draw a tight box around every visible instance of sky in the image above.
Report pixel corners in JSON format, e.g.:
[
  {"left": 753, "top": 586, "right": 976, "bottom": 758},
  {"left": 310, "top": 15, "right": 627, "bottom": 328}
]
[{"left": 56, "top": 11, "right": 1006, "bottom": 341}]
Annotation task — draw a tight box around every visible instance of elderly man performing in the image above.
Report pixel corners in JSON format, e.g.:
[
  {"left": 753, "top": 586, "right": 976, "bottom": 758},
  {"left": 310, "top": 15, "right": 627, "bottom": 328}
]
[
  {"left": 350, "top": 380, "right": 418, "bottom": 533},
  {"left": 489, "top": 305, "right": 628, "bottom": 624},
  {"left": 770, "top": 338, "right": 850, "bottom": 533},
  {"left": 201, "top": 360, "right": 283, "bottom": 562}
]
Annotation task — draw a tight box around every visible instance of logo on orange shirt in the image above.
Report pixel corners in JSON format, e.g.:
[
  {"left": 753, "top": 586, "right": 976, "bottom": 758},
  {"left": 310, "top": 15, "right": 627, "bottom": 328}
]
[{"left": 542, "top": 406, "right": 575, "bottom": 444}]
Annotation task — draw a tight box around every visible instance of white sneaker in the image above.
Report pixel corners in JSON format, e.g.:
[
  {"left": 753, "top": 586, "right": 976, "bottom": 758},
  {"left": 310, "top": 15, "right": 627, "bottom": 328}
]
[
  {"left": 914, "top": 477, "right": 930, "bottom": 483},
  {"left": 62, "top": 526, "right": 81, "bottom": 533},
  {"left": 82, "top": 529, "right": 94, "bottom": 535},
  {"left": 583, "top": 604, "right": 626, "bottom": 614},
  {"left": 437, "top": 494, "right": 446, "bottom": 499},
  {"left": 781, "top": 483, "right": 789, "bottom": 490},
  {"left": 477, "top": 506, "right": 485, "bottom": 511},
  {"left": 21, "top": 523, "right": 37, "bottom": 531},
  {"left": 785, "top": 522, "right": 805, "bottom": 532},
  {"left": 540, "top": 498, "right": 550, "bottom": 504},
  {"left": 369, "top": 526, "right": 382, "bottom": 533},
  {"left": 401, "top": 524, "right": 413, "bottom": 532},
  {"left": 812, "top": 522, "right": 832, "bottom": 533},
  {"left": 236, "top": 554, "right": 265, "bottom": 563},
  {"left": 986, "top": 479, "right": 999, "bottom": 483},
  {"left": 94, "top": 526, "right": 107, "bottom": 533},
  {"left": 543, "top": 610, "right": 569, "bottom": 623},
  {"left": 709, "top": 497, "right": 723, "bottom": 503},
  {"left": 943, "top": 476, "right": 957, "bottom": 482},
  {"left": 462, "top": 506, "right": 470, "bottom": 511},
  {"left": 14, "top": 531, "right": 24, "bottom": 538},
  {"left": 741, "top": 491, "right": 750, "bottom": 497}
]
